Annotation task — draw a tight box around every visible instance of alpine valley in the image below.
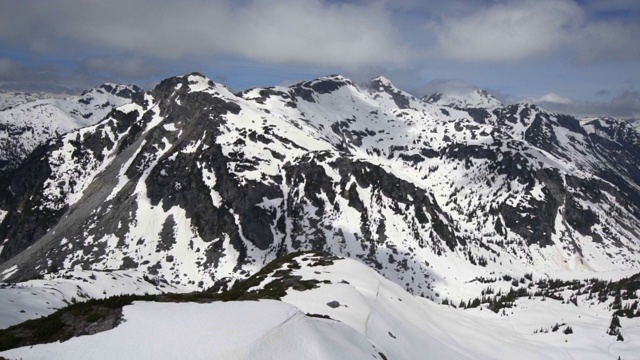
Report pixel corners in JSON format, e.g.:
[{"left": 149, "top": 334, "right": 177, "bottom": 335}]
[{"left": 0, "top": 73, "right": 639, "bottom": 359}]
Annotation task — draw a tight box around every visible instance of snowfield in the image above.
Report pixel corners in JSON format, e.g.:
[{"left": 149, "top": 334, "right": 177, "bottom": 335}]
[
  {"left": 2, "top": 254, "right": 638, "bottom": 360},
  {"left": 1, "top": 301, "right": 383, "bottom": 360}
]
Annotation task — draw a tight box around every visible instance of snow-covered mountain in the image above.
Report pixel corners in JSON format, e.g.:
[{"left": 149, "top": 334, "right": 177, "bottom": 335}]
[
  {"left": 0, "top": 84, "right": 144, "bottom": 172},
  {"left": 0, "top": 69, "right": 640, "bottom": 359},
  {"left": 0, "top": 73, "right": 640, "bottom": 359},
  {"left": 420, "top": 79, "right": 503, "bottom": 109},
  {"left": 0, "top": 72, "right": 639, "bottom": 357}
]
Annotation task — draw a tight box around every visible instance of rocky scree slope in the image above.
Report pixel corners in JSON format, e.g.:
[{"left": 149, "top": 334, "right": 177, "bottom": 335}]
[{"left": 0, "top": 73, "right": 639, "bottom": 301}]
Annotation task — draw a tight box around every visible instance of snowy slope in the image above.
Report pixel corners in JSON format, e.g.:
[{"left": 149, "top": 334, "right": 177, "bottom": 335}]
[
  {"left": 2, "top": 253, "right": 638, "bottom": 360},
  {"left": 0, "top": 84, "right": 143, "bottom": 172},
  {"left": 1, "top": 300, "right": 384, "bottom": 360},
  {"left": 275, "top": 254, "right": 640, "bottom": 360}
]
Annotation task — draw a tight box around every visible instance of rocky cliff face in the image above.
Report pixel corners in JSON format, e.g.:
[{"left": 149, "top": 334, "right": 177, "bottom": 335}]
[{"left": 0, "top": 73, "right": 639, "bottom": 298}]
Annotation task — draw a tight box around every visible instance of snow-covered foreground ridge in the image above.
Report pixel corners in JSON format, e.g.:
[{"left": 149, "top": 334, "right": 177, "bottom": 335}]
[
  {"left": 1, "top": 253, "right": 638, "bottom": 359},
  {"left": 0, "top": 71, "right": 639, "bottom": 304}
]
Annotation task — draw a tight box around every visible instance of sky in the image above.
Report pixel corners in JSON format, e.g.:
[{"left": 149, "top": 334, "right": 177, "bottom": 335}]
[{"left": 0, "top": 0, "right": 639, "bottom": 118}]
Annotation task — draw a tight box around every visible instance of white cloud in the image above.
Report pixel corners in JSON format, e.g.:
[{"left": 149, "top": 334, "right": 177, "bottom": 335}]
[
  {"left": 531, "top": 93, "right": 574, "bottom": 105},
  {"left": 430, "top": 0, "right": 582, "bottom": 62},
  {"left": 0, "top": 58, "right": 23, "bottom": 80},
  {"left": 0, "top": 0, "right": 410, "bottom": 68},
  {"left": 79, "top": 56, "right": 160, "bottom": 79},
  {"left": 574, "top": 20, "right": 640, "bottom": 62},
  {"left": 581, "top": 0, "right": 640, "bottom": 13},
  {"left": 531, "top": 90, "right": 640, "bottom": 118},
  {"left": 411, "top": 78, "right": 480, "bottom": 97},
  {"left": 0, "top": 0, "right": 638, "bottom": 104},
  {"left": 428, "top": 0, "right": 640, "bottom": 63},
  {"left": 411, "top": 76, "right": 640, "bottom": 118}
]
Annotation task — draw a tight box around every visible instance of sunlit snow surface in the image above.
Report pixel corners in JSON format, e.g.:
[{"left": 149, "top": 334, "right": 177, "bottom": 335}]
[
  {"left": 2, "top": 255, "right": 638, "bottom": 360},
  {"left": 1, "top": 301, "right": 382, "bottom": 360}
]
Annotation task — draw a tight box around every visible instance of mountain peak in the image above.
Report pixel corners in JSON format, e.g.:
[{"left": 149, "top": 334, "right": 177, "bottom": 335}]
[
  {"left": 291, "top": 74, "right": 356, "bottom": 96},
  {"left": 370, "top": 75, "right": 394, "bottom": 87},
  {"left": 419, "top": 79, "right": 502, "bottom": 109},
  {"left": 151, "top": 72, "right": 234, "bottom": 102},
  {"left": 367, "top": 76, "right": 417, "bottom": 109}
]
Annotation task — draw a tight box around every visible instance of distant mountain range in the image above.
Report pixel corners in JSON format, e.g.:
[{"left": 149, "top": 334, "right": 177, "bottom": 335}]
[
  {"left": 419, "top": 79, "right": 503, "bottom": 109},
  {"left": 0, "top": 84, "right": 143, "bottom": 172}
]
